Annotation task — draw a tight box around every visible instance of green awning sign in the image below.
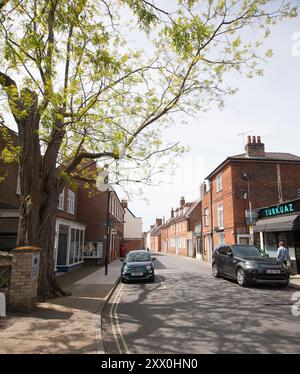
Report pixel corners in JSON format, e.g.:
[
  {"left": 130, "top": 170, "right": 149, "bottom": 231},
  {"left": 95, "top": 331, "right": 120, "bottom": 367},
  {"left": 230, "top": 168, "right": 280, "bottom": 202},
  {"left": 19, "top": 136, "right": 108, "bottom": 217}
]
[{"left": 259, "top": 199, "right": 300, "bottom": 219}]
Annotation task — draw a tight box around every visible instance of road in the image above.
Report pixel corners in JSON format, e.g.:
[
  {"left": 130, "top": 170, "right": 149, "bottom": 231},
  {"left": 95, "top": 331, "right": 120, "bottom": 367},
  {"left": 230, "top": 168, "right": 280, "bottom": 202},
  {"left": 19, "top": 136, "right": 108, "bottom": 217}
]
[{"left": 102, "top": 253, "right": 300, "bottom": 354}]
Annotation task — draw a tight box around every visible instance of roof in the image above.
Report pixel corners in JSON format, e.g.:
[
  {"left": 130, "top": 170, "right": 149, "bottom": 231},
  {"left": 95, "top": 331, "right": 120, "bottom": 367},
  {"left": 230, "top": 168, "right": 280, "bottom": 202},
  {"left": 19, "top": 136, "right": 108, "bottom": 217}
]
[
  {"left": 161, "top": 198, "right": 201, "bottom": 228},
  {"left": 206, "top": 152, "right": 300, "bottom": 180},
  {"left": 231, "top": 152, "right": 300, "bottom": 161}
]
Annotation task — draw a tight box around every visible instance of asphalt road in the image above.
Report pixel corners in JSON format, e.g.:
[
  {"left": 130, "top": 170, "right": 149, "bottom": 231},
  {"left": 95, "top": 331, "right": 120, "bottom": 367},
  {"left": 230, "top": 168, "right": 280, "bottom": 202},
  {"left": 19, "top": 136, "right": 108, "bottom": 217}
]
[{"left": 102, "top": 253, "right": 300, "bottom": 354}]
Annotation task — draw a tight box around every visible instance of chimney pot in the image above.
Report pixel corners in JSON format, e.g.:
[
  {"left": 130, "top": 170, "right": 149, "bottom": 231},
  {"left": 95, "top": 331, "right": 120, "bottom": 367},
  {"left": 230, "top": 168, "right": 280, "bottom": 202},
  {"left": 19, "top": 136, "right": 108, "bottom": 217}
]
[
  {"left": 252, "top": 136, "right": 256, "bottom": 144},
  {"left": 180, "top": 196, "right": 185, "bottom": 208},
  {"left": 257, "top": 136, "right": 261, "bottom": 144},
  {"left": 247, "top": 135, "right": 251, "bottom": 144},
  {"left": 171, "top": 208, "right": 174, "bottom": 218}
]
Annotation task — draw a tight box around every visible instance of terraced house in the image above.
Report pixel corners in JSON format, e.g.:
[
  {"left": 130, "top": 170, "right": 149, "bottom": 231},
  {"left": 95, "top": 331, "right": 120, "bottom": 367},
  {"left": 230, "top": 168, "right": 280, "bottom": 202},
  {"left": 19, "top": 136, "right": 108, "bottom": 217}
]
[{"left": 158, "top": 197, "right": 201, "bottom": 257}]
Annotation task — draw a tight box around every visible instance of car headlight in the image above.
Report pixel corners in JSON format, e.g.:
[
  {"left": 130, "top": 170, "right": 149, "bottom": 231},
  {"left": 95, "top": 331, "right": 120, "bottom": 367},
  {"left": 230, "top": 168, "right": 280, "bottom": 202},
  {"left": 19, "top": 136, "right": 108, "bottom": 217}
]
[
  {"left": 146, "top": 265, "right": 152, "bottom": 271},
  {"left": 245, "top": 262, "right": 260, "bottom": 268}
]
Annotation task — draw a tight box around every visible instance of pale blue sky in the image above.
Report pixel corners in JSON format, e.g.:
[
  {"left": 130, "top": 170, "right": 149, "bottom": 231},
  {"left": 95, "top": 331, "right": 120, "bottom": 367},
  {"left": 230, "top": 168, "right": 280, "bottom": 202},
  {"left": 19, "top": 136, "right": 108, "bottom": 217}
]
[{"left": 126, "top": 10, "right": 300, "bottom": 230}]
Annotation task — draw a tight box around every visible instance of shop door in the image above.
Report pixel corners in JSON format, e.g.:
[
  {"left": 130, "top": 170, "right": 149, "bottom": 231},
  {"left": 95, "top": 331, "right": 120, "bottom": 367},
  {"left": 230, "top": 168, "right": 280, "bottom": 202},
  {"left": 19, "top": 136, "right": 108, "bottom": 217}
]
[{"left": 57, "top": 225, "right": 69, "bottom": 266}]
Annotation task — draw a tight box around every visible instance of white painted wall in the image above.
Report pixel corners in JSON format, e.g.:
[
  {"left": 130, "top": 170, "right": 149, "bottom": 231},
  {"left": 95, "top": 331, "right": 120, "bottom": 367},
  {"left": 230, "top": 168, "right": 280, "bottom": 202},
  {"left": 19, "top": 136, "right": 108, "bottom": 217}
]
[{"left": 124, "top": 208, "right": 143, "bottom": 239}]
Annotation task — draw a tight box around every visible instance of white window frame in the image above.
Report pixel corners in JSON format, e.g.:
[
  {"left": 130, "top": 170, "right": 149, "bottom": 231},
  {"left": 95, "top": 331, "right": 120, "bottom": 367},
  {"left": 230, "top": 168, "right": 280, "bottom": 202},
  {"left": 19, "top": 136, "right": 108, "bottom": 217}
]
[
  {"left": 58, "top": 188, "right": 65, "bottom": 211},
  {"left": 217, "top": 204, "right": 224, "bottom": 229},
  {"left": 204, "top": 208, "right": 209, "bottom": 226},
  {"left": 216, "top": 173, "right": 222, "bottom": 192},
  {"left": 67, "top": 189, "right": 75, "bottom": 214}
]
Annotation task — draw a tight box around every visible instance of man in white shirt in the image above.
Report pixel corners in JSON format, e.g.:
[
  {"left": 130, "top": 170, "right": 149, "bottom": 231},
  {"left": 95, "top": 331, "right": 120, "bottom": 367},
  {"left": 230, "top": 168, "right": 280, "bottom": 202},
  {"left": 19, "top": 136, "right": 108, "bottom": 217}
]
[{"left": 277, "top": 240, "right": 291, "bottom": 266}]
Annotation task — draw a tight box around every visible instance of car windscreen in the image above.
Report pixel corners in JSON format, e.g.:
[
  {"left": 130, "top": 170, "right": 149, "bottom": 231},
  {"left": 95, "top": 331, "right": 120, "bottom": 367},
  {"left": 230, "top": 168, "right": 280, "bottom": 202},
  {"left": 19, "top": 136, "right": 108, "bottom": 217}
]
[
  {"left": 127, "top": 252, "right": 151, "bottom": 262},
  {"left": 232, "top": 245, "right": 264, "bottom": 258}
]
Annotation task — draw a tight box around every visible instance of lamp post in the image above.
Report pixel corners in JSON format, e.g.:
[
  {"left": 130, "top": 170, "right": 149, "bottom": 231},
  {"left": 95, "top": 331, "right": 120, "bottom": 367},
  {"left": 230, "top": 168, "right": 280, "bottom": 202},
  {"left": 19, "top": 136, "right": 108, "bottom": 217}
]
[{"left": 242, "top": 173, "right": 253, "bottom": 245}]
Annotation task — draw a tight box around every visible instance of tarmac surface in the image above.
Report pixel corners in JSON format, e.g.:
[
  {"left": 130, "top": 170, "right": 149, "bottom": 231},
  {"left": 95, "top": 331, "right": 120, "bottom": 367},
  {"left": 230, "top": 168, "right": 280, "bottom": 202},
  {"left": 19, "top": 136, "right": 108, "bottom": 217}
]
[{"left": 0, "top": 256, "right": 299, "bottom": 354}]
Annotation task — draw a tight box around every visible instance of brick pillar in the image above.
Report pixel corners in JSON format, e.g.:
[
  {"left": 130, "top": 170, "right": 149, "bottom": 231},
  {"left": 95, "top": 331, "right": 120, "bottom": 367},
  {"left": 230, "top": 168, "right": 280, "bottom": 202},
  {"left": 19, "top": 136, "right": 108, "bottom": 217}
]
[{"left": 8, "top": 246, "right": 41, "bottom": 312}]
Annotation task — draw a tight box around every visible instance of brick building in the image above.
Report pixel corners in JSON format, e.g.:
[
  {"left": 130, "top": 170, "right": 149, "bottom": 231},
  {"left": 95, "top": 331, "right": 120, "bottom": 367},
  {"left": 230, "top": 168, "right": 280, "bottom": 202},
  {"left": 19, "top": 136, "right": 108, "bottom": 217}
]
[
  {"left": 201, "top": 135, "right": 300, "bottom": 263},
  {"left": 150, "top": 218, "right": 162, "bottom": 252},
  {"left": 160, "top": 197, "right": 201, "bottom": 257},
  {"left": 77, "top": 184, "right": 124, "bottom": 265}
]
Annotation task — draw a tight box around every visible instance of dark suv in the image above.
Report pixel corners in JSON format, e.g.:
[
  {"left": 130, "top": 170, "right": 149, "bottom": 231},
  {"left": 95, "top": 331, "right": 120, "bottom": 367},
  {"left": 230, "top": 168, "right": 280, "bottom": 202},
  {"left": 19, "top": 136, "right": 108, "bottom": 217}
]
[{"left": 212, "top": 244, "right": 290, "bottom": 287}]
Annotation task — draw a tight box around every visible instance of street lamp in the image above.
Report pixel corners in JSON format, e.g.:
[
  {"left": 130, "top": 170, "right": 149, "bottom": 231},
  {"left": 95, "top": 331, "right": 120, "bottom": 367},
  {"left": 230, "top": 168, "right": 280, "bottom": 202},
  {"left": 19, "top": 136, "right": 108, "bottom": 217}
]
[{"left": 242, "top": 173, "right": 253, "bottom": 245}]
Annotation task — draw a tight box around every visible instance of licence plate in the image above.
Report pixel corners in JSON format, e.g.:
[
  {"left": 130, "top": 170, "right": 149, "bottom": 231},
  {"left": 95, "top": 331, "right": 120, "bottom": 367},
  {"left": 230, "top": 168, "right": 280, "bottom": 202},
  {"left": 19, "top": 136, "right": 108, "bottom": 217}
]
[
  {"left": 131, "top": 272, "right": 143, "bottom": 276},
  {"left": 267, "top": 269, "right": 280, "bottom": 274}
]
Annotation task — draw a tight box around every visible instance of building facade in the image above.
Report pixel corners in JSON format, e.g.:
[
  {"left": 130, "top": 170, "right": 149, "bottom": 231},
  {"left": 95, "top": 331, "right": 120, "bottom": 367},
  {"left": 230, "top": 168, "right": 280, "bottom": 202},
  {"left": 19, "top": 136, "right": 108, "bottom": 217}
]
[
  {"left": 201, "top": 135, "right": 300, "bottom": 264},
  {"left": 160, "top": 197, "right": 201, "bottom": 257}
]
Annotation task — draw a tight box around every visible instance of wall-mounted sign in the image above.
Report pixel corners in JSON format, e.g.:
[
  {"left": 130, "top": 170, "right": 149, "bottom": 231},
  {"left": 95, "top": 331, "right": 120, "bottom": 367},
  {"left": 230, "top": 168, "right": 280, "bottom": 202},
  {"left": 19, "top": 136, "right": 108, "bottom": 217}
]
[
  {"left": 31, "top": 254, "right": 40, "bottom": 280},
  {"left": 259, "top": 199, "right": 300, "bottom": 219}
]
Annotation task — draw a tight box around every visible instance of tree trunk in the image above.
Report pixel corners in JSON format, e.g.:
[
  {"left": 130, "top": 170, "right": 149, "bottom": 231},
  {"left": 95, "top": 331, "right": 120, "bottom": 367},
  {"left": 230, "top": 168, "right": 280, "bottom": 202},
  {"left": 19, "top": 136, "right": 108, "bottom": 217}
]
[
  {"left": 17, "top": 91, "right": 41, "bottom": 247},
  {"left": 16, "top": 91, "right": 69, "bottom": 300},
  {"left": 37, "top": 174, "right": 71, "bottom": 300}
]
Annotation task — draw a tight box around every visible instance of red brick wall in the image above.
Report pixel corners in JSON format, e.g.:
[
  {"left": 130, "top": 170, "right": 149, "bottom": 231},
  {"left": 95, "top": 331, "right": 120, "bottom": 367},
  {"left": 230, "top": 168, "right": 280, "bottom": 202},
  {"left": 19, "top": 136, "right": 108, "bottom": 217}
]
[{"left": 124, "top": 239, "right": 143, "bottom": 252}]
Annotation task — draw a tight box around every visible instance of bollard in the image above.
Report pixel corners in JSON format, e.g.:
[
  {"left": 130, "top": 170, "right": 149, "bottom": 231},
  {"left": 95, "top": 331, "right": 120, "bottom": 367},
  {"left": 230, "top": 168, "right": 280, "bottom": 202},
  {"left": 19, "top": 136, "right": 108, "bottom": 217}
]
[{"left": 0, "top": 292, "right": 6, "bottom": 317}]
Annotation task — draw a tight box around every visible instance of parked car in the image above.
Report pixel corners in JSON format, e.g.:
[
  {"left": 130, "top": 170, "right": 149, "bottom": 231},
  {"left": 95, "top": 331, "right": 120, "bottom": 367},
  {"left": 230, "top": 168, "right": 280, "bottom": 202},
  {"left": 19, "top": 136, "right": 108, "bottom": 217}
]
[
  {"left": 212, "top": 244, "right": 290, "bottom": 287},
  {"left": 121, "top": 250, "right": 156, "bottom": 283}
]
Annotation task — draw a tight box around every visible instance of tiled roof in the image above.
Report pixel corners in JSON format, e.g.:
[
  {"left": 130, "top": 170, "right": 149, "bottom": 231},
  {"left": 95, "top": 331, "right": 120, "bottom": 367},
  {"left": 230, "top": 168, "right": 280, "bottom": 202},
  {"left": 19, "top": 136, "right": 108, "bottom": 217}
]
[{"left": 231, "top": 152, "right": 300, "bottom": 161}]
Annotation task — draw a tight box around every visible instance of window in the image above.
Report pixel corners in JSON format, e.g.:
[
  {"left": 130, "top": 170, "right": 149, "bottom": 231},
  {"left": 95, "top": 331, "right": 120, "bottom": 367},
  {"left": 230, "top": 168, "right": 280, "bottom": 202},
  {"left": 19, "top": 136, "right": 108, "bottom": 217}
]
[
  {"left": 217, "top": 204, "right": 224, "bottom": 229},
  {"left": 67, "top": 189, "right": 75, "bottom": 214},
  {"left": 216, "top": 173, "right": 222, "bottom": 192},
  {"left": 58, "top": 188, "right": 64, "bottom": 210},
  {"left": 204, "top": 208, "right": 209, "bottom": 226}
]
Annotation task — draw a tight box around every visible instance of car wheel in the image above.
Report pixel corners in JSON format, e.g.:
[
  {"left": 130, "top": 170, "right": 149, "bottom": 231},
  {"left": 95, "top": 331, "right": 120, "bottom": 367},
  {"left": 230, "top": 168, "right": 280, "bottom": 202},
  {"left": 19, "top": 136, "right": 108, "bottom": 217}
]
[
  {"left": 236, "top": 267, "right": 248, "bottom": 287},
  {"left": 149, "top": 275, "right": 155, "bottom": 283},
  {"left": 212, "top": 263, "right": 220, "bottom": 278},
  {"left": 121, "top": 278, "right": 126, "bottom": 284}
]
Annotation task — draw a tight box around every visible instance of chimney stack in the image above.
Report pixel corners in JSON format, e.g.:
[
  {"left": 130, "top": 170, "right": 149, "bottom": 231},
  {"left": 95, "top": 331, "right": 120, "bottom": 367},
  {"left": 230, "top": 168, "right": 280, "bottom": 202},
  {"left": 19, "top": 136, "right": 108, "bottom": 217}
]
[
  {"left": 156, "top": 218, "right": 162, "bottom": 226},
  {"left": 245, "top": 135, "right": 265, "bottom": 158},
  {"left": 180, "top": 196, "right": 185, "bottom": 208},
  {"left": 171, "top": 208, "right": 174, "bottom": 218}
]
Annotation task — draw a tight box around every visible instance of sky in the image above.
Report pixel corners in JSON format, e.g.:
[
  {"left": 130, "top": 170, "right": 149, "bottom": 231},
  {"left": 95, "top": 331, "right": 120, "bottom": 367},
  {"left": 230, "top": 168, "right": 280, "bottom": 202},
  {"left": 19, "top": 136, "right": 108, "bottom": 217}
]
[{"left": 125, "top": 6, "right": 300, "bottom": 231}]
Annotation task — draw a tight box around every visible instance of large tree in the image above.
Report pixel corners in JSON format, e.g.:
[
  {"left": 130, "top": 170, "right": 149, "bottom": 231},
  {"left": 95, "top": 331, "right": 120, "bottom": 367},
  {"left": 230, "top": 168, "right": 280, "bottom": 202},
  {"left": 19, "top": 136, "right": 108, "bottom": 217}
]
[{"left": 0, "top": 0, "right": 297, "bottom": 299}]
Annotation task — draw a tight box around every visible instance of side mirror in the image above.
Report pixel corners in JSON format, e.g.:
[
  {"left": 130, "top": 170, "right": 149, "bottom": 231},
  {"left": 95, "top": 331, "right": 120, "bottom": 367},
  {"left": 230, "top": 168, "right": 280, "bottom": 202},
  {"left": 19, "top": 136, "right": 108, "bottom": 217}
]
[
  {"left": 152, "top": 257, "right": 156, "bottom": 261},
  {"left": 227, "top": 252, "right": 233, "bottom": 257}
]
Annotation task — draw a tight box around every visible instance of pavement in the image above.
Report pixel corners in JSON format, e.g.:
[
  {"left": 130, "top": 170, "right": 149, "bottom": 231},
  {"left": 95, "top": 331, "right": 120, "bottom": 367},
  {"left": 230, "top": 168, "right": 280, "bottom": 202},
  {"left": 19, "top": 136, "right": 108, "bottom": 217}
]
[
  {"left": 0, "top": 256, "right": 299, "bottom": 354},
  {"left": 290, "top": 274, "right": 300, "bottom": 290},
  {"left": 0, "top": 260, "right": 121, "bottom": 354}
]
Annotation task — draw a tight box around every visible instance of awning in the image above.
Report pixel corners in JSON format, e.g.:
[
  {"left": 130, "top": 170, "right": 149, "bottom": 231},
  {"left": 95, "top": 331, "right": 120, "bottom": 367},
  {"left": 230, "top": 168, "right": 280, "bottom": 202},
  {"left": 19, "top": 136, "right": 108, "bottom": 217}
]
[{"left": 254, "top": 214, "right": 300, "bottom": 232}]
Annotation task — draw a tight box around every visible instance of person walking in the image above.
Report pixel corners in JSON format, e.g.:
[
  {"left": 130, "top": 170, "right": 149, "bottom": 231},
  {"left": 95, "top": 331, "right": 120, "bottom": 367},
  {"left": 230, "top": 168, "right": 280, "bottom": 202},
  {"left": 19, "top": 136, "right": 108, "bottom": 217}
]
[{"left": 277, "top": 240, "right": 291, "bottom": 267}]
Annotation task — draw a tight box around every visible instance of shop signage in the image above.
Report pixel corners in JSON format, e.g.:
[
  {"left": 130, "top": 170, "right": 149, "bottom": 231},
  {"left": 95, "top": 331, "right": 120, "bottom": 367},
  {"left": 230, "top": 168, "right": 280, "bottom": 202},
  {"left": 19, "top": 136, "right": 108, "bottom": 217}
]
[
  {"left": 31, "top": 255, "right": 40, "bottom": 280},
  {"left": 259, "top": 199, "right": 300, "bottom": 219}
]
